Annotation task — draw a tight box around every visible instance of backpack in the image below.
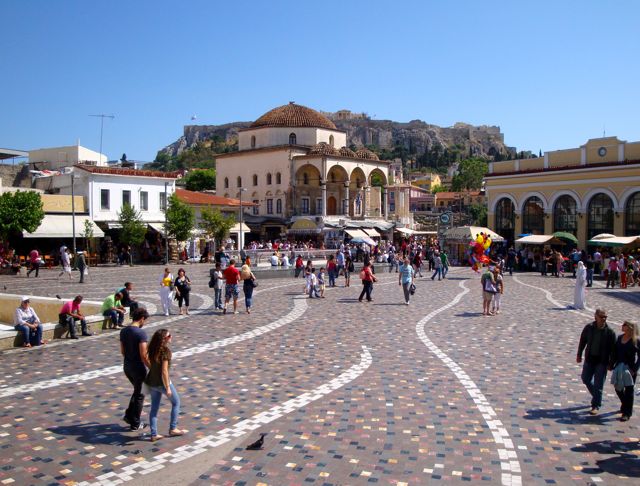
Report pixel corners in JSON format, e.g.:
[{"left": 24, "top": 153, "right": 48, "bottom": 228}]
[{"left": 208, "top": 268, "right": 218, "bottom": 288}]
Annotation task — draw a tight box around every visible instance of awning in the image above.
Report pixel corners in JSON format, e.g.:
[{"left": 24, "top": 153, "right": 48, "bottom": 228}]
[
  {"left": 23, "top": 215, "right": 105, "bottom": 238},
  {"left": 230, "top": 222, "right": 251, "bottom": 233},
  {"left": 515, "top": 235, "right": 564, "bottom": 245},
  {"left": 395, "top": 227, "right": 414, "bottom": 235},
  {"left": 106, "top": 222, "right": 122, "bottom": 229},
  {"left": 148, "top": 222, "right": 165, "bottom": 233},
  {"left": 362, "top": 228, "right": 381, "bottom": 237},
  {"left": 589, "top": 235, "right": 640, "bottom": 248},
  {"left": 443, "top": 226, "right": 504, "bottom": 242},
  {"left": 345, "top": 229, "right": 368, "bottom": 238}
]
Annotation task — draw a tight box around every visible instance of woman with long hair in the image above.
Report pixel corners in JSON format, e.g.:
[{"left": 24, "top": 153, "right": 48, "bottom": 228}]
[
  {"left": 611, "top": 321, "right": 640, "bottom": 422},
  {"left": 174, "top": 268, "right": 191, "bottom": 315},
  {"left": 159, "top": 268, "right": 174, "bottom": 316},
  {"left": 145, "top": 328, "right": 187, "bottom": 441},
  {"left": 240, "top": 261, "right": 256, "bottom": 314}
]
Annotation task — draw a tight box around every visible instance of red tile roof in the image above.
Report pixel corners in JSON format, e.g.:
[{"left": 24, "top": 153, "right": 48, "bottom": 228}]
[
  {"left": 175, "top": 189, "right": 257, "bottom": 207},
  {"left": 74, "top": 164, "right": 179, "bottom": 179}
]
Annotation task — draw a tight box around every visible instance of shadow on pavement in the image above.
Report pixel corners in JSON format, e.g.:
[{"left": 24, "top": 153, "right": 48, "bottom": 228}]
[
  {"left": 374, "top": 303, "right": 408, "bottom": 306},
  {"left": 521, "top": 405, "right": 621, "bottom": 424},
  {"left": 49, "top": 422, "right": 140, "bottom": 446},
  {"left": 455, "top": 312, "right": 485, "bottom": 317},
  {"left": 601, "top": 290, "right": 640, "bottom": 304},
  {"left": 571, "top": 440, "right": 640, "bottom": 478}
]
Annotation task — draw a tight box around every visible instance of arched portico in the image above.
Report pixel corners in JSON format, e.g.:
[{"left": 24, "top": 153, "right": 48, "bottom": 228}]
[
  {"left": 349, "top": 167, "right": 367, "bottom": 218},
  {"left": 294, "top": 164, "right": 322, "bottom": 215}
]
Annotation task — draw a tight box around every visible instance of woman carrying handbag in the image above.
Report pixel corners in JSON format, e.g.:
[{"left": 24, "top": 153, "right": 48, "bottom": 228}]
[{"left": 240, "top": 261, "right": 257, "bottom": 314}]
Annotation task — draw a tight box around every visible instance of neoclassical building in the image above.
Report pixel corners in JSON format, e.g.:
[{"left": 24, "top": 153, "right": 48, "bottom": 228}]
[
  {"left": 215, "top": 103, "right": 392, "bottom": 241},
  {"left": 485, "top": 136, "right": 640, "bottom": 248}
]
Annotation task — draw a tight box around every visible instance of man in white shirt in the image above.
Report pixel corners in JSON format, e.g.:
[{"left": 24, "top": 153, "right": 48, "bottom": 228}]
[
  {"left": 14, "top": 296, "right": 44, "bottom": 347},
  {"left": 281, "top": 254, "right": 290, "bottom": 268},
  {"left": 270, "top": 253, "right": 279, "bottom": 266}
]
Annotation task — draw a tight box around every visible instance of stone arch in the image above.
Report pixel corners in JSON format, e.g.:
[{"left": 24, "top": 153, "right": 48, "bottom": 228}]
[
  {"left": 294, "top": 164, "right": 322, "bottom": 215},
  {"left": 619, "top": 186, "right": 640, "bottom": 209},
  {"left": 586, "top": 191, "right": 615, "bottom": 240},
  {"left": 489, "top": 193, "right": 517, "bottom": 213},
  {"left": 289, "top": 132, "right": 297, "bottom": 145},
  {"left": 518, "top": 191, "right": 548, "bottom": 213},
  {"left": 583, "top": 187, "right": 620, "bottom": 211},
  {"left": 327, "top": 164, "right": 349, "bottom": 185},
  {"left": 368, "top": 168, "right": 388, "bottom": 187},
  {"left": 276, "top": 172, "right": 282, "bottom": 184},
  {"left": 349, "top": 167, "right": 367, "bottom": 190},
  {"left": 549, "top": 190, "right": 582, "bottom": 213},
  {"left": 521, "top": 195, "right": 545, "bottom": 235},
  {"left": 266, "top": 173, "right": 272, "bottom": 185},
  {"left": 329, "top": 134, "right": 335, "bottom": 147}
]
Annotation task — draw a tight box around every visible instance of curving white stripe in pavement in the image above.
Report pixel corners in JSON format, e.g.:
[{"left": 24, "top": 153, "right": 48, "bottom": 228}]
[
  {"left": 0, "top": 296, "right": 308, "bottom": 399},
  {"left": 415, "top": 280, "right": 522, "bottom": 486},
  {"left": 79, "top": 345, "right": 373, "bottom": 486}
]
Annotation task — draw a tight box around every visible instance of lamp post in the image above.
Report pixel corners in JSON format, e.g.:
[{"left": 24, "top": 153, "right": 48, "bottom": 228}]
[
  {"left": 238, "top": 187, "right": 247, "bottom": 251},
  {"left": 164, "top": 181, "right": 169, "bottom": 264},
  {"left": 71, "top": 170, "right": 77, "bottom": 268}
]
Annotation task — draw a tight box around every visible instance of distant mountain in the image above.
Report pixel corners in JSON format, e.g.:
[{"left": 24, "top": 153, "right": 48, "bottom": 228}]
[{"left": 159, "top": 110, "right": 522, "bottom": 166}]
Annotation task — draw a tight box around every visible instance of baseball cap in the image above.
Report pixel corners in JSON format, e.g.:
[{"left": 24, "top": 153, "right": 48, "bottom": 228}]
[{"left": 21, "top": 296, "right": 30, "bottom": 302}]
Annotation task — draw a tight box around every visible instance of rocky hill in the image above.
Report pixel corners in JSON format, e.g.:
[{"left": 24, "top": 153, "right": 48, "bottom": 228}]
[{"left": 159, "top": 110, "right": 519, "bottom": 162}]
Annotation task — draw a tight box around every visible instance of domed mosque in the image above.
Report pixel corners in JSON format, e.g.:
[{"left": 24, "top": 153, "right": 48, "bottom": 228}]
[{"left": 215, "top": 102, "right": 394, "bottom": 244}]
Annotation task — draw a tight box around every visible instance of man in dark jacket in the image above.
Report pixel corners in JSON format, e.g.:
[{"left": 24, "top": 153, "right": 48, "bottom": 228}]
[{"left": 577, "top": 308, "right": 617, "bottom": 415}]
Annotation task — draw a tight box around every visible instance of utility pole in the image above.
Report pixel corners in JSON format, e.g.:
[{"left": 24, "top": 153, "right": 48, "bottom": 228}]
[{"left": 89, "top": 114, "right": 115, "bottom": 162}]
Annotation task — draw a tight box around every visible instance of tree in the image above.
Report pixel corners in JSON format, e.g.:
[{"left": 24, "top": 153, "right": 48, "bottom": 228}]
[
  {"left": 118, "top": 204, "right": 147, "bottom": 248},
  {"left": 370, "top": 172, "right": 385, "bottom": 187},
  {"left": 81, "top": 219, "right": 94, "bottom": 253},
  {"left": 165, "top": 193, "right": 195, "bottom": 242},
  {"left": 469, "top": 203, "right": 488, "bottom": 226},
  {"left": 431, "top": 184, "right": 447, "bottom": 194},
  {"left": 450, "top": 158, "right": 488, "bottom": 191},
  {"left": 0, "top": 190, "right": 45, "bottom": 239},
  {"left": 185, "top": 168, "right": 216, "bottom": 191},
  {"left": 199, "top": 207, "right": 235, "bottom": 250}
]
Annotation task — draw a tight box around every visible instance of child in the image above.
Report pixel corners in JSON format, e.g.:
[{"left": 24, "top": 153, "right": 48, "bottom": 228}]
[
  {"left": 308, "top": 269, "right": 320, "bottom": 298},
  {"left": 213, "top": 263, "right": 224, "bottom": 310},
  {"left": 491, "top": 267, "right": 504, "bottom": 314},
  {"left": 318, "top": 267, "right": 326, "bottom": 298}
]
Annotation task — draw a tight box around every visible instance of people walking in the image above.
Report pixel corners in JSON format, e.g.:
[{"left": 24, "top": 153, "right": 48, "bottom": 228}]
[
  {"left": 577, "top": 309, "right": 617, "bottom": 415},
  {"left": 481, "top": 267, "right": 497, "bottom": 316},
  {"left": 58, "top": 246, "right": 72, "bottom": 280},
  {"left": 120, "top": 308, "right": 151, "bottom": 431},
  {"left": 431, "top": 251, "right": 443, "bottom": 281},
  {"left": 611, "top": 321, "right": 640, "bottom": 422},
  {"left": 26, "top": 248, "right": 41, "bottom": 278},
  {"left": 440, "top": 250, "right": 449, "bottom": 279},
  {"left": 76, "top": 250, "right": 87, "bottom": 283},
  {"left": 145, "top": 328, "right": 188, "bottom": 442},
  {"left": 240, "top": 261, "right": 256, "bottom": 313},
  {"left": 573, "top": 261, "right": 587, "bottom": 310},
  {"left": 307, "top": 268, "right": 320, "bottom": 298},
  {"left": 399, "top": 258, "right": 415, "bottom": 305},
  {"left": 344, "top": 255, "right": 354, "bottom": 287},
  {"left": 358, "top": 261, "right": 376, "bottom": 302},
  {"left": 212, "top": 262, "right": 224, "bottom": 310},
  {"left": 223, "top": 259, "right": 241, "bottom": 314},
  {"left": 174, "top": 268, "right": 191, "bottom": 315},
  {"left": 159, "top": 268, "right": 174, "bottom": 316},
  {"left": 490, "top": 267, "right": 503, "bottom": 314},
  {"left": 606, "top": 257, "right": 618, "bottom": 288}
]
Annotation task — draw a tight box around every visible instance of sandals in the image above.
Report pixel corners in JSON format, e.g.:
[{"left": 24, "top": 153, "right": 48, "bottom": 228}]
[
  {"left": 169, "top": 428, "right": 188, "bottom": 437},
  {"left": 150, "top": 434, "right": 164, "bottom": 442}
]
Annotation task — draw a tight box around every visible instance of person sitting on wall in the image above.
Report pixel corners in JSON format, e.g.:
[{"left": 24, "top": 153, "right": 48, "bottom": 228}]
[
  {"left": 59, "top": 295, "right": 93, "bottom": 339},
  {"left": 14, "top": 296, "right": 45, "bottom": 347},
  {"left": 119, "top": 282, "right": 139, "bottom": 316},
  {"left": 102, "top": 291, "right": 126, "bottom": 329}
]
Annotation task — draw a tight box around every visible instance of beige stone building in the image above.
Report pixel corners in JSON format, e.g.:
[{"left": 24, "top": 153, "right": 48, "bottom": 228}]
[
  {"left": 215, "top": 103, "right": 393, "bottom": 242},
  {"left": 485, "top": 136, "right": 640, "bottom": 248}
]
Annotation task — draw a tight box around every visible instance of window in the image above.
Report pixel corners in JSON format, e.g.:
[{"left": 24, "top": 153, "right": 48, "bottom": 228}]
[
  {"left": 301, "top": 197, "right": 310, "bottom": 214},
  {"left": 267, "top": 198, "right": 273, "bottom": 214},
  {"left": 522, "top": 196, "right": 544, "bottom": 234},
  {"left": 495, "top": 198, "right": 515, "bottom": 245},
  {"left": 237, "top": 176, "right": 242, "bottom": 188},
  {"left": 122, "top": 190, "right": 131, "bottom": 207},
  {"left": 625, "top": 192, "right": 640, "bottom": 236},
  {"left": 289, "top": 132, "right": 297, "bottom": 145},
  {"left": 160, "top": 192, "right": 167, "bottom": 211},
  {"left": 276, "top": 172, "right": 281, "bottom": 184},
  {"left": 587, "top": 193, "right": 614, "bottom": 240},
  {"left": 316, "top": 198, "right": 323, "bottom": 215},
  {"left": 253, "top": 174, "right": 258, "bottom": 186},
  {"left": 303, "top": 173, "right": 309, "bottom": 185},
  {"left": 329, "top": 135, "right": 334, "bottom": 147},
  {"left": 251, "top": 135, "right": 256, "bottom": 148},
  {"left": 100, "top": 189, "right": 110, "bottom": 210},
  {"left": 553, "top": 195, "right": 577, "bottom": 235},
  {"left": 140, "top": 191, "right": 148, "bottom": 211},
  {"left": 224, "top": 177, "right": 229, "bottom": 189},
  {"left": 252, "top": 200, "right": 259, "bottom": 215},
  {"left": 266, "top": 173, "right": 272, "bottom": 185},
  {"left": 276, "top": 199, "right": 282, "bottom": 214}
]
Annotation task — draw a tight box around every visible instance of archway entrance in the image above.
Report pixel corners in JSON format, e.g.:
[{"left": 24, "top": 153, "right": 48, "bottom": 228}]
[{"left": 327, "top": 196, "right": 337, "bottom": 215}]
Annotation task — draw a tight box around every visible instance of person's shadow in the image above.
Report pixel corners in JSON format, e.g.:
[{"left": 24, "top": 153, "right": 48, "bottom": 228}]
[
  {"left": 571, "top": 440, "right": 640, "bottom": 478},
  {"left": 522, "top": 405, "right": 620, "bottom": 424},
  {"left": 49, "top": 422, "right": 140, "bottom": 446}
]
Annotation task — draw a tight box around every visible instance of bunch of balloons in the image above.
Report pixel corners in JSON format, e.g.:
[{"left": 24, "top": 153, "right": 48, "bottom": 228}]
[{"left": 468, "top": 233, "right": 492, "bottom": 272}]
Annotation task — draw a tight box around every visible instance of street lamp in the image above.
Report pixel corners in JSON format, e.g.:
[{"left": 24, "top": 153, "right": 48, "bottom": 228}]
[
  {"left": 71, "top": 170, "right": 77, "bottom": 267},
  {"left": 238, "top": 187, "right": 247, "bottom": 251},
  {"left": 164, "top": 181, "right": 169, "bottom": 264}
]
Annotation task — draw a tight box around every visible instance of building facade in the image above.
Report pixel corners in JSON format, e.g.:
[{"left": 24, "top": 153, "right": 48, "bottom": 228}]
[{"left": 485, "top": 136, "right": 640, "bottom": 248}]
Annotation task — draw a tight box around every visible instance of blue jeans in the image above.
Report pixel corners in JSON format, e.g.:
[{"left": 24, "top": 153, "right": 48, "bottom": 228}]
[
  {"left": 586, "top": 269, "right": 594, "bottom": 286},
  {"left": 149, "top": 383, "right": 180, "bottom": 436},
  {"left": 328, "top": 271, "right": 336, "bottom": 287},
  {"left": 103, "top": 309, "right": 124, "bottom": 327},
  {"left": 243, "top": 281, "right": 254, "bottom": 309},
  {"left": 214, "top": 288, "right": 223, "bottom": 309},
  {"left": 581, "top": 360, "right": 608, "bottom": 409},
  {"left": 442, "top": 265, "right": 448, "bottom": 278},
  {"left": 431, "top": 268, "right": 442, "bottom": 280},
  {"left": 15, "top": 322, "right": 43, "bottom": 346}
]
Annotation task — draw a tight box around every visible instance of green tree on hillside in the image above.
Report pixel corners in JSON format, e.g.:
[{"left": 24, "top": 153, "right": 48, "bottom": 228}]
[
  {"left": 469, "top": 203, "right": 488, "bottom": 226},
  {"left": 185, "top": 169, "right": 216, "bottom": 191},
  {"left": 451, "top": 158, "right": 488, "bottom": 191},
  {"left": 0, "top": 191, "right": 45, "bottom": 239},
  {"left": 165, "top": 193, "right": 195, "bottom": 242}
]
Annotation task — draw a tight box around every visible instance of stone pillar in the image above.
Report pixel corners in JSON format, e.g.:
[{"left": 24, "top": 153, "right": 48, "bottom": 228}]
[
  {"left": 363, "top": 186, "right": 370, "bottom": 218},
  {"left": 514, "top": 213, "right": 523, "bottom": 238},
  {"left": 321, "top": 180, "right": 327, "bottom": 218},
  {"left": 543, "top": 212, "right": 553, "bottom": 234},
  {"left": 381, "top": 187, "right": 387, "bottom": 219},
  {"left": 576, "top": 212, "right": 587, "bottom": 249},
  {"left": 343, "top": 183, "right": 350, "bottom": 216},
  {"left": 613, "top": 210, "right": 624, "bottom": 237}
]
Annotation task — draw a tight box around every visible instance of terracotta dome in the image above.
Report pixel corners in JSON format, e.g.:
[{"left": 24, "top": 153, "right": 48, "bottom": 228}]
[
  {"left": 355, "top": 148, "right": 380, "bottom": 160},
  {"left": 338, "top": 146, "right": 357, "bottom": 157},
  {"left": 309, "top": 142, "right": 339, "bottom": 156},
  {"left": 250, "top": 102, "right": 337, "bottom": 130}
]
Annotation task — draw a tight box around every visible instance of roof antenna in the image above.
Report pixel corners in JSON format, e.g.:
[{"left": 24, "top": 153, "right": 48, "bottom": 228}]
[{"left": 603, "top": 124, "right": 606, "bottom": 137}]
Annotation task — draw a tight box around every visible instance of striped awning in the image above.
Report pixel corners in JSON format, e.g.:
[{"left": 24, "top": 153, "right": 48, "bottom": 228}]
[{"left": 345, "top": 229, "right": 368, "bottom": 238}]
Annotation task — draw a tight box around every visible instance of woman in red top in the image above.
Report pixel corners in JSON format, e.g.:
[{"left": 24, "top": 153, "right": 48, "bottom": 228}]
[{"left": 358, "top": 262, "right": 377, "bottom": 302}]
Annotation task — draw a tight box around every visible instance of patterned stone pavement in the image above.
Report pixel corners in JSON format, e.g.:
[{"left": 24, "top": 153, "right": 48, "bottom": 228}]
[{"left": 0, "top": 264, "right": 638, "bottom": 485}]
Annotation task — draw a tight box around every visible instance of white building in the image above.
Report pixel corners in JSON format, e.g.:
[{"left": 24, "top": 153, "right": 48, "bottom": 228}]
[{"left": 29, "top": 144, "right": 107, "bottom": 170}]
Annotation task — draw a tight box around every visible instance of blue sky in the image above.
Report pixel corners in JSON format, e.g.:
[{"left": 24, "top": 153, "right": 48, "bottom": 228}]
[{"left": 2, "top": 0, "right": 639, "bottom": 161}]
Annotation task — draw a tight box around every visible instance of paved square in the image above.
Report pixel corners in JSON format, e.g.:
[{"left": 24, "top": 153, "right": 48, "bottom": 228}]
[{"left": 0, "top": 264, "right": 638, "bottom": 485}]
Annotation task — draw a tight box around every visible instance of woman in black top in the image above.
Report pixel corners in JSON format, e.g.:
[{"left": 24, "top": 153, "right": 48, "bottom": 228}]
[
  {"left": 174, "top": 268, "right": 192, "bottom": 315},
  {"left": 612, "top": 321, "right": 640, "bottom": 421}
]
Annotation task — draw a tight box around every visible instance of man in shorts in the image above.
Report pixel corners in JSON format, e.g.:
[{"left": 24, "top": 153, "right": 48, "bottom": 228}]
[{"left": 223, "top": 259, "right": 241, "bottom": 314}]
